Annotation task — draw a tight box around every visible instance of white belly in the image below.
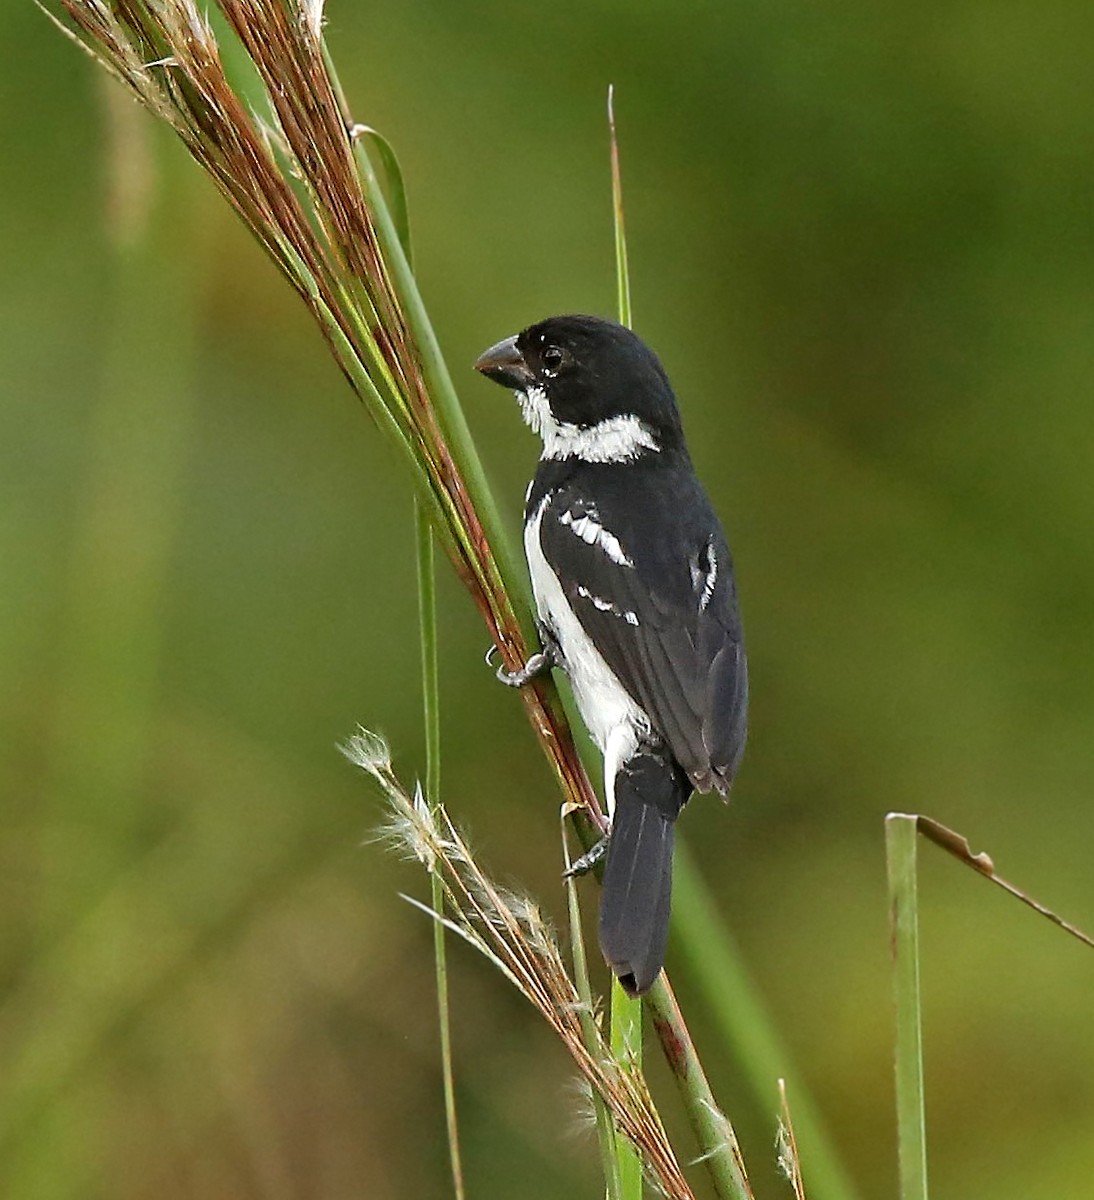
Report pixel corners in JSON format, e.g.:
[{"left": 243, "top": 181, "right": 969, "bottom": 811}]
[{"left": 525, "top": 495, "right": 647, "bottom": 815}]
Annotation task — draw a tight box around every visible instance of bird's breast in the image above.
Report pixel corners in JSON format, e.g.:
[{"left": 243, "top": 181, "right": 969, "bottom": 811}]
[{"left": 523, "top": 493, "right": 647, "bottom": 756}]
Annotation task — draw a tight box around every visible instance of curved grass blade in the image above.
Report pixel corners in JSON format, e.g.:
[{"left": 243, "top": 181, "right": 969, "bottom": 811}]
[{"left": 351, "top": 124, "right": 412, "bottom": 270}]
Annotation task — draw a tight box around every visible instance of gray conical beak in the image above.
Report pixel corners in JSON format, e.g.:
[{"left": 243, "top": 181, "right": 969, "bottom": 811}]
[{"left": 474, "top": 334, "right": 534, "bottom": 390}]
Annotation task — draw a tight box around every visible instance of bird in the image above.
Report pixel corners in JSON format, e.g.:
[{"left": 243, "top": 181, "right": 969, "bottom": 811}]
[{"left": 474, "top": 314, "right": 747, "bottom": 996}]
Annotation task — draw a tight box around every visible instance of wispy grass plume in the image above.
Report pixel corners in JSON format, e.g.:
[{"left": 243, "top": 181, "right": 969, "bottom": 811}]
[{"left": 343, "top": 729, "right": 696, "bottom": 1200}]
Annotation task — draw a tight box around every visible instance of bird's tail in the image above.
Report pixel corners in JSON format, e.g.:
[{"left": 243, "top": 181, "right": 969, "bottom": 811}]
[{"left": 599, "top": 752, "right": 691, "bottom": 996}]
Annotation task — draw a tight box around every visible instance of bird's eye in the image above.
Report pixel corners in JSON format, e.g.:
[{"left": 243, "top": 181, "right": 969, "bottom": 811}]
[{"left": 541, "top": 345, "right": 566, "bottom": 375}]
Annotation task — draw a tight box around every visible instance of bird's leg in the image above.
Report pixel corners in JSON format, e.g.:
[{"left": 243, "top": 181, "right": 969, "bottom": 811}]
[
  {"left": 485, "top": 640, "right": 558, "bottom": 688},
  {"left": 563, "top": 835, "right": 609, "bottom": 878}
]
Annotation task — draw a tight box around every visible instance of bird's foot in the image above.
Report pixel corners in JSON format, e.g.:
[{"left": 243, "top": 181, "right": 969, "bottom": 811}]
[
  {"left": 564, "top": 835, "right": 609, "bottom": 878},
  {"left": 485, "top": 643, "right": 556, "bottom": 688}
]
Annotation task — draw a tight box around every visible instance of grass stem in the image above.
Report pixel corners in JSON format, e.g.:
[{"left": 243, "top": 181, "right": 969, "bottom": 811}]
[
  {"left": 608, "top": 85, "right": 632, "bottom": 329},
  {"left": 886, "top": 814, "right": 929, "bottom": 1200},
  {"left": 563, "top": 825, "right": 623, "bottom": 1200},
  {"left": 611, "top": 980, "right": 645, "bottom": 1198},
  {"left": 606, "top": 86, "right": 643, "bottom": 1198},
  {"left": 647, "top": 976, "right": 753, "bottom": 1200},
  {"left": 417, "top": 501, "right": 465, "bottom": 1200}
]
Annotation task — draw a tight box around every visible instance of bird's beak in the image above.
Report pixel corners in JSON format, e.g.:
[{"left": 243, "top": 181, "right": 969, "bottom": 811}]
[{"left": 474, "top": 334, "right": 535, "bottom": 390}]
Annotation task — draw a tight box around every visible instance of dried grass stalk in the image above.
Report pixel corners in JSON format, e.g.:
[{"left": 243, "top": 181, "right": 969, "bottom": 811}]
[{"left": 343, "top": 728, "right": 696, "bottom": 1200}]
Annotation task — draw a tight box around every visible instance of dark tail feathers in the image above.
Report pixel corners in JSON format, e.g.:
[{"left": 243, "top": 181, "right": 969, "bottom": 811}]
[{"left": 599, "top": 753, "right": 691, "bottom": 996}]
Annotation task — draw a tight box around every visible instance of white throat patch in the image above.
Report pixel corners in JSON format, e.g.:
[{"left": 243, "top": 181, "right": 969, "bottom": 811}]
[{"left": 517, "top": 386, "right": 660, "bottom": 463}]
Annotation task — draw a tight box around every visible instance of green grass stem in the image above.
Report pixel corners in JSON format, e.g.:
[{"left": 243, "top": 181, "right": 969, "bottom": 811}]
[
  {"left": 378, "top": 122, "right": 467, "bottom": 1199},
  {"left": 608, "top": 85, "right": 632, "bottom": 330},
  {"left": 646, "top": 976, "right": 753, "bottom": 1200},
  {"left": 885, "top": 814, "right": 929, "bottom": 1200},
  {"left": 417, "top": 501, "right": 465, "bottom": 1200},
  {"left": 606, "top": 83, "right": 643, "bottom": 1200},
  {"left": 610, "top": 980, "right": 644, "bottom": 1198},
  {"left": 563, "top": 828, "right": 623, "bottom": 1200}
]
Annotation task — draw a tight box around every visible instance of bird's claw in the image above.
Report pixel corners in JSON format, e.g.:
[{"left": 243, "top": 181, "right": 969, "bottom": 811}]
[
  {"left": 497, "top": 651, "right": 552, "bottom": 687},
  {"left": 486, "top": 644, "right": 555, "bottom": 688},
  {"left": 564, "top": 835, "right": 609, "bottom": 878}
]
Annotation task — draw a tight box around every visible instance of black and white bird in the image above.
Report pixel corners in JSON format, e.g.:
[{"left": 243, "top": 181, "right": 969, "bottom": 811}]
[{"left": 475, "top": 314, "right": 747, "bottom": 996}]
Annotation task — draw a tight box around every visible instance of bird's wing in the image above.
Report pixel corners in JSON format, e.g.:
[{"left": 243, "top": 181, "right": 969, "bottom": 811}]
[{"left": 539, "top": 473, "right": 747, "bottom": 791}]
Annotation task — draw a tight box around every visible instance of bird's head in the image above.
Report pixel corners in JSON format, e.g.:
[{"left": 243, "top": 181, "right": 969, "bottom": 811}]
[{"left": 474, "top": 314, "right": 685, "bottom": 463}]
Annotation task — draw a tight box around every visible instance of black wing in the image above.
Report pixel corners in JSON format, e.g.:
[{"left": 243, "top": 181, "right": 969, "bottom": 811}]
[{"left": 538, "top": 465, "right": 747, "bottom": 792}]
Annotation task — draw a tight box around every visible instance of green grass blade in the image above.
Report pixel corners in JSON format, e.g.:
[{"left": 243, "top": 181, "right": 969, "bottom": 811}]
[
  {"left": 886, "top": 814, "right": 929, "bottom": 1200},
  {"left": 608, "top": 85, "right": 632, "bottom": 330},
  {"left": 353, "top": 124, "right": 413, "bottom": 270}
]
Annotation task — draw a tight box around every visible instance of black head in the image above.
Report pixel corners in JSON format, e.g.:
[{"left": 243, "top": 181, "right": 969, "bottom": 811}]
[{"left": 474, "top": 314, "right": 685, "bottom": 461}]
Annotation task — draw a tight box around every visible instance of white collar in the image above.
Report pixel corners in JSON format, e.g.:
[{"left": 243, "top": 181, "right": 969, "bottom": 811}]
[{"left": 518, "top": 387, "right": 660, "bottom": 463}]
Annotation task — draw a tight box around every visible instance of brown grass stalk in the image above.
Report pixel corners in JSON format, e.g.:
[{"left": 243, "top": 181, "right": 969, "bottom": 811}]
[{"left": 344, "top": 729, "right": 695, "bottom": 1200}]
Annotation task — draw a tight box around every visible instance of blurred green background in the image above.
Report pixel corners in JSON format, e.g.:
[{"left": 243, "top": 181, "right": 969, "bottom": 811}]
[{"left": 5, "top": 1, "right": 1094, "bottom": 1197}]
